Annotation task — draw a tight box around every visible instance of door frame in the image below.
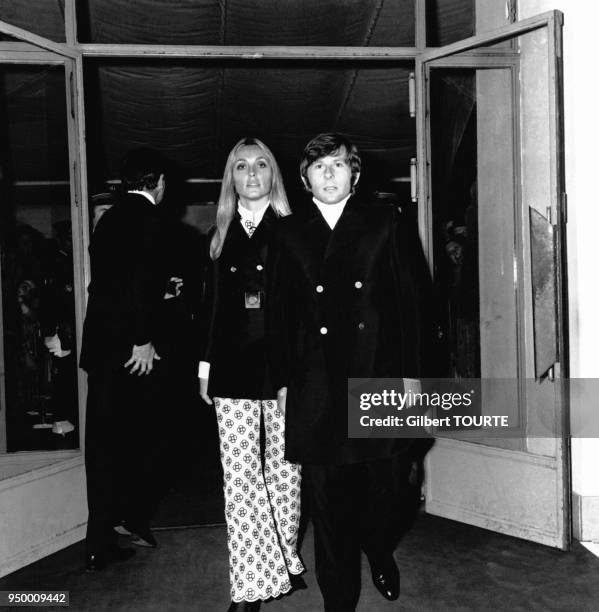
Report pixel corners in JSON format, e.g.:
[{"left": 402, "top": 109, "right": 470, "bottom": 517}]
[
  {"left": 416, "top": 10, "right": 569, "bottom": 549},
  {"left": 0, "top": 19, "right": 90, "bottom": 577},
  {"left": 0, "top": 3, "right": 570, "bottom": 576}
]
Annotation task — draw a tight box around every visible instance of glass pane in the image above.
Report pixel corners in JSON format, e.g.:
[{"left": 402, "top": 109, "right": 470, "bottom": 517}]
[
  {"left": 429, "top": 66, "right": 519, "bottom": 381},
  {"left": 426, "top": 26, "right": 558, "bottom": 453},
  {"left": 0, "top": 65, "right": 79, "bottom": 452},
  {"left": 429, "top": 68, "right": 481, "bottom": 379},
  {"left": 84, "top": 60, "right": 415, "bottom": 205},
  {"left": 426, "top": 0, "right": 515, "bottom": 50},
  {"left": 0, "top": 0, "right": 66, "bottom": 42},
  {"left": 426, "top": 0, "right": 474, "bottom": 47},
  {"left": 429, "top": 65, "right": 521, "bottom": 450},
  {"left": 78, "top": 0, "right": 415, "bottom": 46}
]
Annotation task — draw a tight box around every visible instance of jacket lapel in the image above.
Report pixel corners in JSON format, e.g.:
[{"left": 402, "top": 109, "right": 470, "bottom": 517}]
[
  {"left": 250, "top": 206, "right": 275, "bottom": 263},
  {"left": 228, "top": 211, "right": 249, "bottom": 249},
  {"left": 228, "top": 206, "right": 276, "bottom": 264}
]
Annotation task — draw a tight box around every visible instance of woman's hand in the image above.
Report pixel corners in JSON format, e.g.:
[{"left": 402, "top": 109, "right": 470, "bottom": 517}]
[{"left": 199, "top": 377, "right": 212, "bottom": 405}]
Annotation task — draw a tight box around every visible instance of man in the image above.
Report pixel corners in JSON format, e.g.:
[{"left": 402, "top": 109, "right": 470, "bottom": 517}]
[
  {"left": 90, "top": 192, "right": 116, "bottom": 232},
  {"left": 41, "top": 221, "right": 77, "bottom": 438},
  {"left": 80, "top": 149, "right": 169, "bottom": 571},
  {"left": 267, "top": 133, "right": 430, "bottom": 611}
]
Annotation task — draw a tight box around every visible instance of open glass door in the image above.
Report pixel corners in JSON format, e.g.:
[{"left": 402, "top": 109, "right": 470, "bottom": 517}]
[
  {"left": 0, "top": 19, "right": 89, "bottom": 576},
  {"left": 416, "top": 11, "right": 569, "bottom": 548}
]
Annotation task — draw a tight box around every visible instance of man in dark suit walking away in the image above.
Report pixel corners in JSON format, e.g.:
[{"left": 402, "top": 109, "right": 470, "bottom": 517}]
[
  {"left": 267, "top": 133, "right": 431, "bottom": 611},
  {"left": 80, "top": 149, "right": 170, "bottom": 571}
]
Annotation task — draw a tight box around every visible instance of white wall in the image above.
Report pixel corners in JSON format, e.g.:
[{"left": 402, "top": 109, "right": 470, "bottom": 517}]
[
  {"left": 0, "top": 457, "right": 87, "bottom": 577},
  {"left": 519, "top": 0, "right": 599, "bottom": 539}
]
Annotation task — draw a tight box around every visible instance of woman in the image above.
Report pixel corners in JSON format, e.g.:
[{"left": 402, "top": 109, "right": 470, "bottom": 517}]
[{"left": 199, "top": 138, "right": 304, "bottom": 612}]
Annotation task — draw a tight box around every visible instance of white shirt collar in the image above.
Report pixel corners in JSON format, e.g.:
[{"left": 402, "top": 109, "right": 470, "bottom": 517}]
[
  {"left": 238, "top": 201, "right": 270, "bottom": 235},
  {"left": 128, "top": 190, "right": 156, "bottom": 205},
  {"left": 313, "top": 194, "right": 351, "bottom": 230}
]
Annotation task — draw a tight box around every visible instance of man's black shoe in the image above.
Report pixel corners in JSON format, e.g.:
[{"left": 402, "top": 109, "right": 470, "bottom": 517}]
[
  {"left": 121, "top": 521, "right": 157, "bottom": 548},
  {"left": 370, "top": 555, "right": 400, "bottom": 601},
  {"left": 85, "top": 546, "right": 135, "bottom": 572}
]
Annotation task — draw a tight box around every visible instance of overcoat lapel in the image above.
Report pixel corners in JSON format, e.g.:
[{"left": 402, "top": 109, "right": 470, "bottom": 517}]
[
  {"left": 292, "top": 202, "right": 332, "bottom": 283},
  {"left": 323, "top": 196, "right": 366, "bottom": 263}
]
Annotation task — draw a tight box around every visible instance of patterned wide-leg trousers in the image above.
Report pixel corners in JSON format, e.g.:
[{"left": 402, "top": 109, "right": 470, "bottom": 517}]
[{"left": 215, "top": 397, "right": 304, "bottom": 602}]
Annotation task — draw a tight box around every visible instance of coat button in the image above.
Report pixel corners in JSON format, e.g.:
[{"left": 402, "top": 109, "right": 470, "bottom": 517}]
[
  {"left": 358, "top": 322, "right": 365, "bottom": 330},
  {"left": 354, "top": 281, "right": 363, "bottom": 289},
  {"left": 256, "top": 264, "right": 264, "bottom": 271},
  {"left": 320, "top": 326, "right": 328, "bottom": 335},
  {"left": 230, "top": 266, "right": 237, "bottom": 273},
  {"left": 316, "top": 285, "right": 324, "bottom": 293}
]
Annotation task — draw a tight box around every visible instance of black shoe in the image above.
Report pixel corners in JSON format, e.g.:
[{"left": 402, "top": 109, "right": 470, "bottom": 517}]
[
  {"left": 85, "top": 546, "right": 135, "bottom": 572},
  {"left": 121, "top": 521, "right": 157, "bottom": 548},
  {"left": 370, "top": 555, "right": 400, "bottom": 601},
  {"left": 227, "top": 601, "right": 261, "bottom": 612},
  {"left": 289, "top": 573, "right": 308, "bottom": 591}
]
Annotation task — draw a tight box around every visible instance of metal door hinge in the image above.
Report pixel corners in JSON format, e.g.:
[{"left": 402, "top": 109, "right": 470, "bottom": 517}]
[
  {"left": 505, "top": 0, "right": 517, "bottom": 23},
  {"left": 410, "top": 158, "right": 418, "bottom": 202},
  {"left": 409, "top": 72, "right": 416, "bottom": 118}
]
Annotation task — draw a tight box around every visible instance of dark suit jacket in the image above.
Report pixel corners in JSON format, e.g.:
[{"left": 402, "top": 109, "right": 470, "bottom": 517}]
[
  {"left": 267, "top": 196, "right": 431, "bottom": 465},
  {"left": 155, "top": 219, "right": 207, "bottom": 364},
  {"left": 202, "top": 207, "right": 277, "bottom": 399},
  {"left": 80, "top": 193, "right": 169, "bottom": 372}
]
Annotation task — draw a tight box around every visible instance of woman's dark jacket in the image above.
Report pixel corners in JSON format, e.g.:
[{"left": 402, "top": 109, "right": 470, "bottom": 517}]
[{"left": 202, "top": 207, "right": 276, "bottom": 400}]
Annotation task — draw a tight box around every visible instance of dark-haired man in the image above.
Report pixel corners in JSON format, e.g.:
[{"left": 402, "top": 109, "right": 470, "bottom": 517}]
[
  {"left": 268, "top": 133, "right": 430, "bottom": 611},
  {"left": 81, "top": 149, "right": 170, "bottom": 571}
]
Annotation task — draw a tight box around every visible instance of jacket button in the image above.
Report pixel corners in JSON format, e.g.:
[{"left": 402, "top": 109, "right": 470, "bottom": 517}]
[
  {"left": 320, "top": 326, "right": 328, "bottom": 335},
  {"left": 256, "top": 264, "right": 263, "bottom": 271},
  {"left": 230, "top": 266, "right": 237, "bottom": 273},
  {"left": 358, "top": 322, "right": 365, "bottom": 330},
  {"left": 316, "top": 285, "right": 324, "bottom": 293},
  {"left": 354, "top": 281, "right": 363, "bottom": 289}
]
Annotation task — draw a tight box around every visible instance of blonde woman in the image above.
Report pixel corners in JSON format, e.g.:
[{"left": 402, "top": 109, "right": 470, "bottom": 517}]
[{"left": 199, "top": 138, "right": 304, "bottom": 611}]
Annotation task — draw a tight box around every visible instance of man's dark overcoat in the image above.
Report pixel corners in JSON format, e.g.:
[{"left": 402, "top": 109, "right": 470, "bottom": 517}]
[
  {"left": 80, "top": 192, "right": 169, "bottom": 371},
  {"left": 80, "top": 192, "right": 171, "bottom": 551},
  {"left": 267, "top": 196, "right": 430, "bottom": 465}
]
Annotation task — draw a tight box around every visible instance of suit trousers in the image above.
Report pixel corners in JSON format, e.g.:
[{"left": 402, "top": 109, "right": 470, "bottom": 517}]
[
  {"left": 304, "top": 455, "right": 412, "bottom": 612},
  {"left": 215, "top": 397, "right": 304, "bottom": 602},
  {"left": 84, "top": 359, "right": 164, "bottom": 553}
]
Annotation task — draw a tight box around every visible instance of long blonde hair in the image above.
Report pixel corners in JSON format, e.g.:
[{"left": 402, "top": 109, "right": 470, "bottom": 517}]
[{"left": 210, "top": 137, "right": 291, "bottom": 260}]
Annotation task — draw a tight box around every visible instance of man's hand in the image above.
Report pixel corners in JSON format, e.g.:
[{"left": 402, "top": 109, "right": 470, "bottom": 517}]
[
  {"left": 44, "top": 334, "right": 61, "bottom": 353},
  {"left": 44, "top": 334, "right": 71, "bottom": 358},
  {"left": 164, "top": 276, "right": 183, "bottom": 300},
  {"left": 124, "top": 342, "right": 161, "bottom": 375},
  {"left": 277, "top": 386, "right": 287, "bottom": 412},
  {"left": 199, "top": 377, "right": 212, "bottom": 405}
]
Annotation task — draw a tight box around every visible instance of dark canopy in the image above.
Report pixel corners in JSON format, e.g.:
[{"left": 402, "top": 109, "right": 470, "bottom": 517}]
[{"left": 1, "top": 0, "right": 473, "bottom": 201}]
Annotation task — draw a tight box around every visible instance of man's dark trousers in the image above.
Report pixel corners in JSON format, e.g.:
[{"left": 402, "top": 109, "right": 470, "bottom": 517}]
[
  {"left": 304, "top": 454, "right": 413, "bottom": 611},
  {"left": 84, "top": 358, "right": 164, "bottom": 553}
]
